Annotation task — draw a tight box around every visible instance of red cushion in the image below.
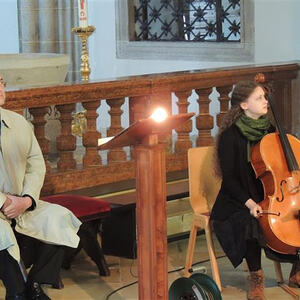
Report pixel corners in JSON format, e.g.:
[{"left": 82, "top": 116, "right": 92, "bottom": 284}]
[{"left": 41, "top": 194, "right": 110, "bottom": 219}]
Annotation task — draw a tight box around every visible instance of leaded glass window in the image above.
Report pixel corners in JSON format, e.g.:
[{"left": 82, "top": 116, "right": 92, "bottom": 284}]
[{"left": 133, "top": 0, "right": 240, "bottom": 42}]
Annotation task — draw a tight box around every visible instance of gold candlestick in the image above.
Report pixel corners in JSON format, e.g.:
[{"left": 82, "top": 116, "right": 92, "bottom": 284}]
[{"left": 72, "top": 25, "right": 95, "bottom": 81}]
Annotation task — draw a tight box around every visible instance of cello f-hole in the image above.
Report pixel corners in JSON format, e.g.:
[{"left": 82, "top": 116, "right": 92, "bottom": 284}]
[{"left": 276, "top": 179, "right": 287, "bottom": 202}]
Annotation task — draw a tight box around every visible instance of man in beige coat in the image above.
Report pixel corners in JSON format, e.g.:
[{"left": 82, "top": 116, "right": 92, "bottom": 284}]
[{"left": 0, "top": 77, "right": 82, "bottom": 300}]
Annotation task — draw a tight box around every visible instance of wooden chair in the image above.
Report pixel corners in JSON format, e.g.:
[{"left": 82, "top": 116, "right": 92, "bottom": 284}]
[
  {"left": 184, "top": 146, "right": 222, "bottom": 291},
  {"left": 273, "top": 263, "right": 300, "bottom": 298},
  {"left": 41, "top": 194, "right": 111, "bottom": 276},
  {"left": 184, "top": 147, "right": 297, "bottom": 297}
]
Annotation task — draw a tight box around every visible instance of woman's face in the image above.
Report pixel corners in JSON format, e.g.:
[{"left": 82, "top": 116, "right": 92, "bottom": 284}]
[{"left": 240, "top": 86, "right": 268, "bottom": 119}]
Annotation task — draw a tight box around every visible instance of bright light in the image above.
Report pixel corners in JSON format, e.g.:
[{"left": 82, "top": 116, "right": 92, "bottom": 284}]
[{"left": 150, "top": 108, "right": 168, "bottom": 123}]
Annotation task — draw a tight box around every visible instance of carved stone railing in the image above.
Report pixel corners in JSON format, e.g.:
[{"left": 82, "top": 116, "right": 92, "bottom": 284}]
[{"left": 4, "top": 62, "right": 299, "bottom": 195}]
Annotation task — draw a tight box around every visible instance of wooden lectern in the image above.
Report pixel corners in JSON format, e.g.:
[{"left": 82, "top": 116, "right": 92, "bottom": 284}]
[{"left": 99, "top": 112, "right": 194, "bottom": 300}]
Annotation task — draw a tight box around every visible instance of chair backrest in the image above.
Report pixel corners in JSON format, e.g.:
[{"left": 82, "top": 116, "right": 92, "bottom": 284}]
[{"left": 188, "top": 146, "right": 221, "bottom": 214}]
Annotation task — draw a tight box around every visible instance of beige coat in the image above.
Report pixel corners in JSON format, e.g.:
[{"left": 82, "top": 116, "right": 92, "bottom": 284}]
[{"left": 0, "top": 108, "right": 81, "bottom": 262}]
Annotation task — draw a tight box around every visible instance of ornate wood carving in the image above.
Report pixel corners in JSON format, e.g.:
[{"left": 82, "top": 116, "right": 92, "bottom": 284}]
[
  {"left": 56, "top": 103, "right": 77, "bottom": 171},
  {"left": 174, "top": 90, "right": 192, "bottom": 153},
  {"left": 82, "top": 100, "right": 101, "bottom": 167},
  {"left": 216, "top": 85, "right": 232, "bottom": 127},
  {"left": 106, "top": 98, "right": 126, "bottom": 163},
  {"left": 29, "top": 107, "right": 51, "bottom": 172},
  {"left": 195, "top": 88, "right": 214, "bottom": 146}
]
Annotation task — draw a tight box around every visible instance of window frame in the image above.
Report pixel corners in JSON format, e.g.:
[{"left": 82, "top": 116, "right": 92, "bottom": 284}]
[{"left": 116, "top": 0, "right": 254, "bottom": 62}]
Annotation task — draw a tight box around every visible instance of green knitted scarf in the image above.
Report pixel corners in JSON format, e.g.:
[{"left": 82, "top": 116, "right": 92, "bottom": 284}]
[{"left": 235, "top": 114, "right": 270, "bottom": 161}]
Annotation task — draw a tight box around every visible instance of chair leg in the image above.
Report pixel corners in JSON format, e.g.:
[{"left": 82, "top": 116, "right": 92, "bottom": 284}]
[
  {"left": 273, "top": 261, "right": 300, "bottom": 299},
  {"left": 273, "top": 261, "right": 284, "bottom": 283},
  {"left": 78, "top": 221, "right": 110, "bottom": 276},
  {"left": 184, "top": 221, "right": 198, "bottom": 277},
  {"left": 206, "top": 223, "right": 222, "bottom": 292}
]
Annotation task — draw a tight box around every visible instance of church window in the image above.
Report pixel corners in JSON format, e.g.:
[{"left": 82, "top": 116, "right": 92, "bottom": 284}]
[{"left": 133, "top": 0, "right": 241, "bottom": 42}]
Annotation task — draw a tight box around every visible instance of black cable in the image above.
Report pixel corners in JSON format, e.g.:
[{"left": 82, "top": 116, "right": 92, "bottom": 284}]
[
  {"left": 105, "top": 255, "right": 226, "bottom": 300},
  {"left": 105, "top": 280, "right": 138, "bottom": 300},
  {"left": 129, "top": 258, "right": 138, "bottom": 278},
  {"left": 129, "top": 240, "right": 138, "bottom": 278},
  {"left": 168, "top": 254, "right": 227, "bottom": 274}
]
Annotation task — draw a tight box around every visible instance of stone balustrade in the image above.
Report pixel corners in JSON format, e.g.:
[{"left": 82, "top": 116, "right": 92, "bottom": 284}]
[{"left": 4, "top": 62, "right": 299, "bottom": 195}]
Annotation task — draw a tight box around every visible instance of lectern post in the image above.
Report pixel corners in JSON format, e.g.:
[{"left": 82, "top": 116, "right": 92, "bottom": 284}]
[
  {"left": 135, "top": 135, "right": 168, "bottom": 299},
  {"left": 99, "top": 112, "right": 194, "bottom": 299}
]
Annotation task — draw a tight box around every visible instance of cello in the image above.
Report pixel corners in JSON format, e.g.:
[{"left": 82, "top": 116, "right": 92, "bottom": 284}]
[{"left": 251, "top": 76, "right": 300, "bottom": 255}]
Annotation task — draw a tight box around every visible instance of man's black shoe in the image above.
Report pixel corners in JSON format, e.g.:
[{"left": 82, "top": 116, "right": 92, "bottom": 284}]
[
  {"left": 25, "top": 282, "right": 51, "bottom": 300},
  {"left": 5, "top": 292, "right": 27, "bottom": 300}
]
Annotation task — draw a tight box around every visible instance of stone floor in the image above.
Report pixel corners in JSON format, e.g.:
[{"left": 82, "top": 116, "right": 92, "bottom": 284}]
[{"left": 0, "top": 234, "right": 298, "bottom": 300}]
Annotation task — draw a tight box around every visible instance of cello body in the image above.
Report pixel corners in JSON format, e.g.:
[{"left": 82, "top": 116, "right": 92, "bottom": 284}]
[{"left": 251, "top": 133, "right": 300, "bottom": 255}]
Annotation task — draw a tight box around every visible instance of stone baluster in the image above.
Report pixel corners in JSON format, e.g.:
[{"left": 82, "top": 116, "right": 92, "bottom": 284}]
[
  {"left": 195, "top": 88, "right": 214, "bottom": 146},
  {"left": 174, "top": 90, "right": 193, "bottom": 153},
  {"left": 29, "top": 107, "right": 51, "bottom": 172},
  {"left": 216, "top": 85, "right": 232, "bottom": 127},
  {"left": 56, "top": 103, "right": 76, "bottom": 171},
  {"left": 106, "top": 98, "right": 127, "bottom": 163},
  {"left": 82, "top": 100, "right": 101, "bottom": 167}
]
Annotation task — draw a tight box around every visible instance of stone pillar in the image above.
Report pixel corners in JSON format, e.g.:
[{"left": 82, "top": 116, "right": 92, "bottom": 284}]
[
  {"left": 18, "top": 0, "right": 39, "bottom": 52},
  {"left": 57, "top": 0, "right": 80, "bottom": 81},
  {"left": 17, "top": 0, "right": 80, "bottom": 81},
  {"left": 38, "top": 0, "right": 58, "bottom": 53}
]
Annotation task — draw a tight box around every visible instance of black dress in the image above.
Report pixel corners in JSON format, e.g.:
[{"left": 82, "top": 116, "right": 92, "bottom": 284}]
[{"left": 210, "top": 124, "right": 297, "bottom": 268}]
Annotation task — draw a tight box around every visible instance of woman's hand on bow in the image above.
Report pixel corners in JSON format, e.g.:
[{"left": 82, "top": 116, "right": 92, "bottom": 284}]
[{"left": 245, "top": 198, "right": 263, "bottom": 218}]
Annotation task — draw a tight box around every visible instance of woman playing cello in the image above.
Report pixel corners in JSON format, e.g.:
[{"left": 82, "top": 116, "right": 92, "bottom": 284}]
[{"left": 211, "top": 80, "right": 299, "bottom": 300}]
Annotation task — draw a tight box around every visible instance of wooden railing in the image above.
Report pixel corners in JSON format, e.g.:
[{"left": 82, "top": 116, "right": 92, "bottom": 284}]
[{"left": 4, "top": 62, "right": 299, "bottom": 195}]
